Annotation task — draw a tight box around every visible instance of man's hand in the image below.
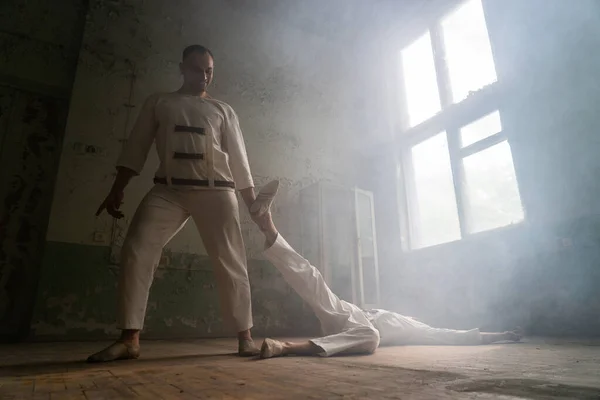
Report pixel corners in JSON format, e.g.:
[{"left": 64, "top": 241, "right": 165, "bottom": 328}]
[
  {"left": 96, "top": 167, "right": 137, "bottom": 219},
  {"left": 239, "top": 187, "right": 256, "bottom": 209},
  {"left": 96, "top": 190, "right": 125, "bottom": 219},
  {"left": 239, "top": 187, "right": 267, "bottom": 229}
]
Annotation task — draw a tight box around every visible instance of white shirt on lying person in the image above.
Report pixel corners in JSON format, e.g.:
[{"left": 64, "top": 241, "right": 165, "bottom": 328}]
[{"left": 116, "top": 92, "right": 254, "bottom": 190}]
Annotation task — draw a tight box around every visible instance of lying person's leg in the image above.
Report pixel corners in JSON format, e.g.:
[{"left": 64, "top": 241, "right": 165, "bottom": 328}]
[
  {"left": 480, "top": 328, "right": 523, "bottom": 344},
  {"left": 260, "top": 326, "right": 380, "bottom": 359},
  {"left": 251, "top": 181, "right": 368, "bottom": 325},
  {"left": 251, "top": 181, "right": 380, "bottom": 358},
  {"left": 260, "top": 339, "right": 322, "bottom": 358},
  {"left": 411, "top": 326, "right": 522, "bottom": 345},
  {"left": 409, "top": 320, "right": 523, "bottom": 346},
  {"left": 372, "top": 311, "right": 522, "bottom": 346}
]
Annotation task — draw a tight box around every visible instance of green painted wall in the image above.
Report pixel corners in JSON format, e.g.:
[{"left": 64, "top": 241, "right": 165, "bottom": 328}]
[{"left": 31, "top": 242, "right": 319, "bottom": 340}]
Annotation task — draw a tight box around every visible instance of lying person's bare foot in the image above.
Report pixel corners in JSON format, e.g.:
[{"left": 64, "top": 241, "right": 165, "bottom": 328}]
[
  {"left": 87, "top": 341, "right": 140, "bottom": 363},
  {"left": 250, "top": 180, "right": 279, "bottom": 216},
  {"left": 506, "top": 326, "right": 524, "bottom": 342},
  {"left": 250, "top": 180, "right": 279, "bottom": 232},
  {"left": 480, "top": 327, "right": 523, "bottom": 344},
  {"left": 260, "top": 338, "right": 285, "bottom": 359}
]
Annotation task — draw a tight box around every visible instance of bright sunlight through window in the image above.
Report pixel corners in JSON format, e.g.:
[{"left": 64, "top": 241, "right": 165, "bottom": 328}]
[
  {"left": 460, "top": 111, "right": 502, "bottom": 148},
  {"left": 400, "top": 0, "right": 524, "bottom": 249},
  {"left": 400, "top": 32, "right": 441, "bottom": 128},
  {"left": 441, "top": 0, "right": 497, "bottom": 102},
  {"left": 462, "top": 141, "right": 524, "bottom": 234},
  {"left": 411, "top": 132, "right": 461, "bottom": 249}
]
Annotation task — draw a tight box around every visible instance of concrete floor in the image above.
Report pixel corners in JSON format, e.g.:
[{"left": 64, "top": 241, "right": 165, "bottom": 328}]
[{"left": 1, "top": 338, "right": 599, "bottom": 399}]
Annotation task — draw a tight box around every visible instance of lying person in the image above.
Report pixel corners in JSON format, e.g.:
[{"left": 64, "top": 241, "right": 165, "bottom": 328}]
[{"left": 251, "top": 180, "right": 522, "bottom": 359}]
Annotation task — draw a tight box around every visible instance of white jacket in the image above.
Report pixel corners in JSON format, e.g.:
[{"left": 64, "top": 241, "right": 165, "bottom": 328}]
[{"left": 116, "top": 92, "right": 254, "bottom": 190}]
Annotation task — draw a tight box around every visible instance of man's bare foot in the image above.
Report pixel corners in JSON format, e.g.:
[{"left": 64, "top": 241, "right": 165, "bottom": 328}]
[
  {"left": 237, "top": 329, "right": 259, "bottom": 356},
  {"left": 238, "top": 338, "right": 260, "bottom": 357},
  {"left": 86, "top": 341, "right": 140, "bottom": 363}
]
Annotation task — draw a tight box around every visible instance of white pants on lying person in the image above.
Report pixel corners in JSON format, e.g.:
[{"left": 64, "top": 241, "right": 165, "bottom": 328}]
[{"left": 260, "top": 234, "right": 521, "bottom": 358}]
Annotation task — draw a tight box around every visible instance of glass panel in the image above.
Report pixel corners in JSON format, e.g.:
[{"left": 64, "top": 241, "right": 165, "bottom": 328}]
[
  {"left": 441, "top": 0, "right": 497, "bottom": 103},
  {"left": 400, "top": 31, "right": 441, "bottom": 127},
  {"left": 410, "top": 132, "right": 461, "bottom": 248},
  {"left": 463, "top": 140, "right": 524, "bottom": 233},
  {"left": 321, "top": 185, "right": 355, "bottom": 303},
  {"left": 460, "top": 111, "right": 502, "bottom": 147},
  {"left": 299, "top": 184, "right": 321, "bottom": 269},
  {"left": 356, "top": 191, "right": 378, "bottom": 305}
]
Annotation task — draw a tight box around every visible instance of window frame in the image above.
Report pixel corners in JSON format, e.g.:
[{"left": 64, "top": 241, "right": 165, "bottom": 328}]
[{"left": 396, "top": 1, "right": 524, "bottom": 250}]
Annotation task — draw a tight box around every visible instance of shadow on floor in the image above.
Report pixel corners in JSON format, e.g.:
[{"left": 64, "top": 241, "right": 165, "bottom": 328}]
[
  {"left": 449, "top": 378, "right": 600, "bottom": 399},
  {"left": 0, "top": 352, "right": 239, "bottom": 378}
]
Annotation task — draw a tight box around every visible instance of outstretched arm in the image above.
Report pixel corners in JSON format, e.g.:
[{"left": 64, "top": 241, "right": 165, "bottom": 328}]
[
  {"left": 221, "top": 106, "right": 254, "bottom": 198},
  {"left": 221, "top": 105, "right": 268, "bottom": 227},
  {"left": 96, "top": 95, "right": 157, "bottom": 218}
]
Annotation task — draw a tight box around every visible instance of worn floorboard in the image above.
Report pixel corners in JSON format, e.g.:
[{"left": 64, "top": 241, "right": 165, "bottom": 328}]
[{"left": 1, "top": 338, "right": 599, "bottom": 399}]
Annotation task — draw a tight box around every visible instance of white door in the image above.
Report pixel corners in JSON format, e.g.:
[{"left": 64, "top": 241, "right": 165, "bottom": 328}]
[
  {"left": 321, "top": 183, "right": 356, "bottom": 304},
  {"left": 354, "top": 188, "right": 380, "bottom": 308}
]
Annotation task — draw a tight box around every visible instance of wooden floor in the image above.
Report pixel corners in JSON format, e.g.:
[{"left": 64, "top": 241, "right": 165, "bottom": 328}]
[{"left": 1, "top": 338, "right": 600, "bottom": 399}]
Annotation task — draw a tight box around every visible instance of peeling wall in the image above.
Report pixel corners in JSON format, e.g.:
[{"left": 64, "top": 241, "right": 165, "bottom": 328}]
[
  {"left": 0, "top": 89, "right": 70, "bottom": 340},
  {"left": 32, "top": 243, "right": 318, "bottom": 340},
  {"left": 33, "top": 0, "right": 387, "bottom": 339},
  {"left": 0, "top": 0, "right": 88, "bottom": 341},
  {"left": 0, "top": 0, "right": 88, "bottom": 96},
  {"left": 46, "top": 0, "right": 379, "bottom": 250}
]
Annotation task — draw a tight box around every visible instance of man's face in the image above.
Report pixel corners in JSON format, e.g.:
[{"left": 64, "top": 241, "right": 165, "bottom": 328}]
[{"left": 180, "top": 52, "right": 214, "bottom": 92}]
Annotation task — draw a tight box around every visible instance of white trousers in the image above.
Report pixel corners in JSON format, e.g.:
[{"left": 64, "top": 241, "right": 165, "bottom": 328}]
[
  {"left": 263, "top": 235, "right": 481, "bottom": 356},
  {"left": 117, "top": 185, "right": 252, "bottom": 333},
  {"left": 263, "top": 235, "right": 380, "bottom": 356},
  {"left": 367, "top": 310, "right": 481, "bottom": 346}
]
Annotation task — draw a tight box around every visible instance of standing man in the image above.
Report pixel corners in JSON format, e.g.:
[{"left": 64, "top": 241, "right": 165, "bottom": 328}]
[{"left": 88, "top": 45, "right": 260, "bottom": 362}]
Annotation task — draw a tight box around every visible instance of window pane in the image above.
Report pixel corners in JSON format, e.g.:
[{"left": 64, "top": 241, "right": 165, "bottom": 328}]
[
  {"left": 460, "top": 111, "right": 502, "bottom": 147},
  {"left": 356, "top": 192, "right": 378, "bottom": 306},
  {"left": 441, "top": 0, "right": 497, "bottom": 103},
  {"left": 400, "top": 32, "right": 441, "bottom": 127},
  {"left": 410, "top": 132, "right": 461, "bottom": 248},
  {"left": 463, "top": 140, "right": 524, "bottom": 233}
]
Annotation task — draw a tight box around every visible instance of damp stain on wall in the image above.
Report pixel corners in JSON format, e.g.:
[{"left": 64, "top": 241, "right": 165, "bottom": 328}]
[
  {"left": 0, "top": 90, "right": 69, "bottom": 339},
  {"left": 30, "top": 242, "right": 319, "bottom": 340}
]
